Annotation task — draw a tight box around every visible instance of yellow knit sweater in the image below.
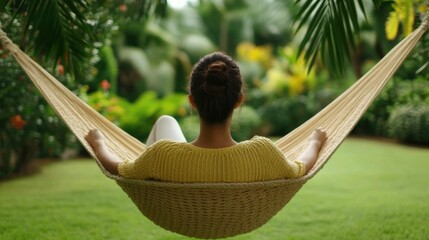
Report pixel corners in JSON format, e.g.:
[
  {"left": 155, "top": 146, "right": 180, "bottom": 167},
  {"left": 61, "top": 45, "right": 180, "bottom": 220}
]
[{"left": 118, "top": 136, "right": 306, "bottom": 183}]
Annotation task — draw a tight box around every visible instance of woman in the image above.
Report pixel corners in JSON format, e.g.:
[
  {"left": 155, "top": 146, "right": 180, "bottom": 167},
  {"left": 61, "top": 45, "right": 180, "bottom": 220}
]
[{"left": 85, "top": 52, "right": 326, "bottom": 182}]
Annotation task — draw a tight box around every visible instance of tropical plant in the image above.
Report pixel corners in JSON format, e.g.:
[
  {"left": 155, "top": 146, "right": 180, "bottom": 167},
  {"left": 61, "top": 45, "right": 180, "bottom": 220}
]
[
  {"left": 388, "top": 104, "right": 429, "bottom": 145},
  {"left": 0, "top": 0, "right": 167, "bottom": 177},
  {"left": 0, "top": 0, "right": 167, "bottom": 78},
  {"left": 355, "top": 76, "right": 429, "bottom": 136},
  {"left": 385, "top": 0, "right": 428, "bottom": 40},
  {"left": 293, "top": 0, "right": 429, "bottom": 76},
  {"left": 119, "top": 91, "right": 188, "bottom": 141},
  {"left": 292, "top": 0, "right": 396, "bottom": 75},
  {"left": 80, "top": 80, "right": 127, "bottom": 124},
  {"left": 384, "top": 0, "right": 429, "bottom": 78},
  {"left": 196, "top": 0, "right": 294, "bottom": 54},
  {"left": 0, "top": 14, "right": 79, "bottom": 178}
]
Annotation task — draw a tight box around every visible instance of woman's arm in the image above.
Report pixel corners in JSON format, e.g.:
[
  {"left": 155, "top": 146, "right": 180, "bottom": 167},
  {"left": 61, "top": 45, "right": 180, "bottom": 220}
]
[
  {"left": 85, "top": 129, "right": 120, "bottom": 175},
  {"left": 298, "top": 128, "right": 327, "bottom": 173}
]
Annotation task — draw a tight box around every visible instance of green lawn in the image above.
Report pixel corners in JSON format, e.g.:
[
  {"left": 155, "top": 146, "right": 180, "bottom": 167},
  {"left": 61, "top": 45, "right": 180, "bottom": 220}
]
[{"left": 0, "top": 138, "right": 428, "bottom": 240}]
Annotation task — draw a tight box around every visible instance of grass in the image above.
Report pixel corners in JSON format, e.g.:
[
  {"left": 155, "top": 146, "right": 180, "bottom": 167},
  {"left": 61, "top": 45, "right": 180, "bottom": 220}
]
[{"left": 0, "top": 137, "right": 428, "bottom": 240}]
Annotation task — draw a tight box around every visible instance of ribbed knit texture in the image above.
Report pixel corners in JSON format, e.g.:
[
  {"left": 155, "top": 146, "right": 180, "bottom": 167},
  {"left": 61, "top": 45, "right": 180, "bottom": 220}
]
[{"left": 118, "top": 136, "right": 306, "bottom": 183}]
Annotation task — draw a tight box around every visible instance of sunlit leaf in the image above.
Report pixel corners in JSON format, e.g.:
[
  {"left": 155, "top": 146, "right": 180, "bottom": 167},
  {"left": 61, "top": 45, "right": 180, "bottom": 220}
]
[
  {"left": 403, "top": 0, "right": 414, "bottom": 36},
  {"left": 293, "top": 0, "right": 367, "bottom": 76},
  {"left": 386, "top": 11, "right": 400, "bottom": 40}
]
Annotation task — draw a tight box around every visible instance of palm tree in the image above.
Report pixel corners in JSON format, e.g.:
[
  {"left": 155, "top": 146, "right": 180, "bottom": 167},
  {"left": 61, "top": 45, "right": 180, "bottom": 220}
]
[
  {"left": 0, "top": 0, "right": 167, "bottom": 175},
  {"left": 0, "top": 0, "right": 167, "bottom": 78},
  {"left": 293, "top": 0, "right": 386, "bottom": 76}
]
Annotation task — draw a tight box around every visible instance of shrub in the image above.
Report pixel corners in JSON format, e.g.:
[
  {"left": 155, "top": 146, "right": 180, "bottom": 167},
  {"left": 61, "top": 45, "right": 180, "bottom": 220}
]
[
  {"left": 259, "top": 96, "right": 313, "bottom": 136},
  {"left": 356, "top": 77, "right": 429, "bottom": 136},
  {"left": 231, "top": 106, "right": 262, "bottom": 141},
  {"left": 81, "top": 83, "right": 128, "bottom": 125},
  {"left": 0, "top": 11, "right": 117, "bottom": 177},
  {"left": 387, "top": 104, "right": 429, "bottom": 145},
  {"left": 119, "top": 92, "right": 188, "bottom": 141},
  {"left": 0, "top": 46, "right": 75, "bottom": 178},
  {"left": 180, "top": 115, "right": 200, "bottom": 141}
]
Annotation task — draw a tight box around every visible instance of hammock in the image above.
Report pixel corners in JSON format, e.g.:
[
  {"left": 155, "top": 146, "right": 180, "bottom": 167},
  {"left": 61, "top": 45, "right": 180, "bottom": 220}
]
[{"left": 1, "top": 19, "right": 428, "bottom": 238}]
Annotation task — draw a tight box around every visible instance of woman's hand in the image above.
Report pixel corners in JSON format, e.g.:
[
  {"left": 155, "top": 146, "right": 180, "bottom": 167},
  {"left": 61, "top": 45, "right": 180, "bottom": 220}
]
[
  {"left": 309, "top": 128, "right": 327, "bottom": 149},
  {"left": 85, "top": 129, "right": 106, "bottom": 149},
  {"left": 84, "top": 129, "right": 120, "bottom": 175},
  {"left": 299, "top": 128, "right": 328, "bottom": 173}
]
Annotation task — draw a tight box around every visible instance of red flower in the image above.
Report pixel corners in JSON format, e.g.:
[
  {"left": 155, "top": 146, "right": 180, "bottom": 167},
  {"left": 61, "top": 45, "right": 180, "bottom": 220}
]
[
  {"left": 10, "top": 115, "right": 27, "bottom": 130},
  {"left": 57, "top": 64, "right": 64, "bottom": 75},
  {"left": 119, "top": 4, "right": 128, "bottom": 12},
  {"left": 100, "top": 80, "right": 110, "bottom": 90}
]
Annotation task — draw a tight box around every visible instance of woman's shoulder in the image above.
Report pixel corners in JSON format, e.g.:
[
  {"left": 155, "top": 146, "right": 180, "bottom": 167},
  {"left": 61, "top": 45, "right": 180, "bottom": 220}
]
[
  {"left": 244, "top": 136, "right": 284, "bottom": 155},
  {"left": 246, "top": 135, "right": 276, "bottom": 147},
  {"left": 147, "top": 139, "right": 189, "bottom": 150},
  {"left": 249, "top": 135, "right": 272, "bottom": 142},
  {"left": 145, "top": 136, "right": 277, "bottom": 155}
]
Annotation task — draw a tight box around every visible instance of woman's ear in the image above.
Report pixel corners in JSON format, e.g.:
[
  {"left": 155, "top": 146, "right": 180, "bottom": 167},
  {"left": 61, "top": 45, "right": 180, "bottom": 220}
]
[
  {"left": 188, "top": 95, "right": 197, "bottom": 109},
  {"left": 234, "top": 94, "right": 244, "bottom": 108}
]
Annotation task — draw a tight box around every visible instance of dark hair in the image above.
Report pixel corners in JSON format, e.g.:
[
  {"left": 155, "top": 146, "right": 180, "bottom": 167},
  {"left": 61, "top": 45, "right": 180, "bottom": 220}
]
[{"left": 189, "top": 52, "right": 243, "bottom": 123}]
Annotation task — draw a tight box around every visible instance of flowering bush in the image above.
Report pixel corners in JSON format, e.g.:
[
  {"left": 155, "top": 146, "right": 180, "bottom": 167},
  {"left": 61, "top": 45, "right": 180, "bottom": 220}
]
[
  {"left": 119, "top": 91, "right": 189, "bottom": 141},
  {"left": 0, "top": 12, "right": 112, "bottom": 177},
  {"left": 236, "top": 42, "right": 331, "bottom": 136},
  {"left": 236, "top": 42, "right": 273, "bottom": 69},
  {"left": 262, "top": 46, "right": 316, "bottom": 97},
  {"left": 0, "top": 54, "right": 74, "bottom": 177},
  {"left": 80, "top": 80, "right": 126, "bottom": 124}
]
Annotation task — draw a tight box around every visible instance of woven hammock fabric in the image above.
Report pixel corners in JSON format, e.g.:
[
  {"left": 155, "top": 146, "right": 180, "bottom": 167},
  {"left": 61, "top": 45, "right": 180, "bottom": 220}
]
[{"left": 0, "top": 19, "right": 427, "bottom": 238}]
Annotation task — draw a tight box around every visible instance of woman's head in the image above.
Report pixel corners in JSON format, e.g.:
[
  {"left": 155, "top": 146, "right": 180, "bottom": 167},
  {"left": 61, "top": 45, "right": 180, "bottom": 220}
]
[{"left": 189, "top": 52, "right": 243, "bottom": 124}]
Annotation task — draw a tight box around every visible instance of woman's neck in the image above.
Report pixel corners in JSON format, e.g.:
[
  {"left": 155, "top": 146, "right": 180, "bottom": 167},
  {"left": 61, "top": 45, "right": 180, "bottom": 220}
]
[{"left": 191, "top": 119, "right": 237, "bottom": 148}]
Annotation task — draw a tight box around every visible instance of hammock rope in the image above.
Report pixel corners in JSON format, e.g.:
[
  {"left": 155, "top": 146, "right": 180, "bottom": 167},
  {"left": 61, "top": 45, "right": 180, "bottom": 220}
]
[{"left": 1, "top": 18, "right": 427, "bottom": 238}]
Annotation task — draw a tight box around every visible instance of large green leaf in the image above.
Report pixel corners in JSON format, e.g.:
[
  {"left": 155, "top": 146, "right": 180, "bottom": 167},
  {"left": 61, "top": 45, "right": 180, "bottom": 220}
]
[
  {"left": 1, "top": 0, "right": 93, "bottom": 77},
  {"left": 0, "top": 0, "right": 167, "bottom": 79},
  {"left": 294, "top": 0, "right": 372, "bottom": 76}
]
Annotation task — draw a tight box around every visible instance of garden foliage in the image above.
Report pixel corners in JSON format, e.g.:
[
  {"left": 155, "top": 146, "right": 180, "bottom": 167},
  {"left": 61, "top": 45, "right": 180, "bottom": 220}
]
[
  {"left": 2, "top": 0, "right": 429, "bottom": 179},
  {"left": 388, "top": 104, "right": 429, "bottom": 144},
  {"left": 0, "top": 18, "right": 77, "bottom": 177}
]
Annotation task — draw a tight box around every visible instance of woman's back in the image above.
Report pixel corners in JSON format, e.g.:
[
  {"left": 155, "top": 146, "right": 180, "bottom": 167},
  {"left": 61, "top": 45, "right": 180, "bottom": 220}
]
[
  {"left": 85, "top": 52, "right": 326, "bottom": 180},
  {"left": 119, "top": 136, "right": 306, "bottom": 183}
]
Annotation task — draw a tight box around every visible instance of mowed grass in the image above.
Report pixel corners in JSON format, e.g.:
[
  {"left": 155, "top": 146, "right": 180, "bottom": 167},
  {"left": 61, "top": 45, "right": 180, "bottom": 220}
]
[{"left": 0, "top": 138, "right": 428, "bottom": 240}]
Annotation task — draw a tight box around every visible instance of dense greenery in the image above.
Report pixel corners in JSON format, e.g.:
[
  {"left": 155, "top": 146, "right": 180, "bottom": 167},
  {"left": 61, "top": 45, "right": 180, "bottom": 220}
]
[
  {"left": 355, "top": 76, "right": 429, "bottom": 141},
  {"left": 0, "top": 17, "right": 76, "bottom": 176},
  {"left": 0, "top": 1, "right": 167, "bottom": 177},
  {"left": 1, "top": 0, "right": 429, "bottom": 178},
  {"left": 388, "top": 104, "right": 429, "bottom": 144},
  {"left": 1, "top": 138, "right": 428, "bottom": 239}
]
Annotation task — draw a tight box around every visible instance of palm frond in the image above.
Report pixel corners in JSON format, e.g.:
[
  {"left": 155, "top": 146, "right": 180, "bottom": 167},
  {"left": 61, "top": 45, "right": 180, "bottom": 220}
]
[
  {"left": 1, "top": 0, "right": 95, "bottom": 78},
  {"left": 0, "top": 0, "right": 167, "bottom": 79},
  {"left": 294, "top": 0, "right": 368, "bottom": 76}
]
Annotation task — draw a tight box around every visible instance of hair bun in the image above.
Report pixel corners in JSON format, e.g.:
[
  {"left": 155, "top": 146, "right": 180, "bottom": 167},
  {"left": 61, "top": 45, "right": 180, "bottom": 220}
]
[{"left": 202, "top": 61, "right": 227, "bottom": 97}]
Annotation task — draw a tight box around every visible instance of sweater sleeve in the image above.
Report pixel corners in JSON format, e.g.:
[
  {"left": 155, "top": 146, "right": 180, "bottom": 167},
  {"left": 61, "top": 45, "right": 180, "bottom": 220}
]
[
  {"left": 251, "top": 136, "right": 307, "bottom": 178},
  {"left": 118, "top": 156, "right": 136, "bottom": 178},
  {"left": 118, "top": 148, "right": 151, "bottom": 179},
  {"left": 118, "top": 140, "right": 173, "bottom": 180}
]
